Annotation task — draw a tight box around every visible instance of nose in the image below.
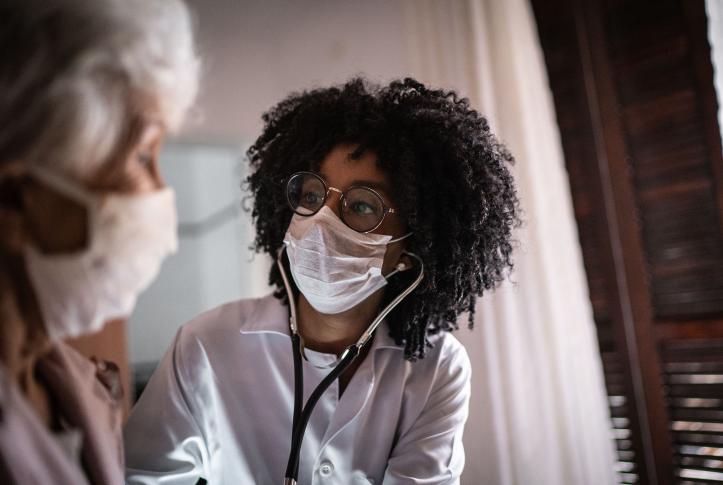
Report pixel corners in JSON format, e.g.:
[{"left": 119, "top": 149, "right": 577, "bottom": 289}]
[{"left": 324, "top": 186, "right": 343, "bottom": 219}]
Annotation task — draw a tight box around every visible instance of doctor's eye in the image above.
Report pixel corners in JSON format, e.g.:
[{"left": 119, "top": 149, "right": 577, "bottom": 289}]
[
  {"left": 341, "top": 187, "right": 385, "bottom": 231},
  {"left": 348, "top": 200, "right": 375, "bottom": 215},
  {"left": 287, "top": 172, "right": 327, "bottom": 215},
  {"left": 301, "top": 190, "right": 324, "bottom": 208}
]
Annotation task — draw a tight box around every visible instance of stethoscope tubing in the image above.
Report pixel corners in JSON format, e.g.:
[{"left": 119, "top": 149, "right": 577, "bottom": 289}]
[
  {"left": 276, "top": 246, "right": 424, "bottom": 484},
  {"left": 289, "top": 333, "right": 303, "bottom": 478},
  {"left": 285, "top": 338, "right": 359, "bottom": 479}
]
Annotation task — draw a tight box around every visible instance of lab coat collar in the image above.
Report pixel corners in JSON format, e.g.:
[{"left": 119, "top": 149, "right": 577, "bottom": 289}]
[{"left": 238, "top": 294, "right": 403, "bottom": 352}]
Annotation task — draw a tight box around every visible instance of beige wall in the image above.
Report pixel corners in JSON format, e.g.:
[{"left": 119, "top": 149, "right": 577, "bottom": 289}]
[
  {"left": 181, "top": 0, "right": 414, "bottom": 143},
  {"left": 129, "top": 1, "right": 420, "bottom": 364}
]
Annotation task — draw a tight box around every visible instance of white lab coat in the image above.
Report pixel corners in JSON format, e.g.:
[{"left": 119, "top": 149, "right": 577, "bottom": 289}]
[{"left": 124, "top": 294, "right": 471, "bottom": 485}]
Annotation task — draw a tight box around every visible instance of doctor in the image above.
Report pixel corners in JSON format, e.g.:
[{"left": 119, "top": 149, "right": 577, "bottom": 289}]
[{"left": 124, "top": 77, "right": 520, "bottom": 485}]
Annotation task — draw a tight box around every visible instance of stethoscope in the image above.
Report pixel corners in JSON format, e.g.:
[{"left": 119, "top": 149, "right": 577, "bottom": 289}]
[{"left": 275, "top": 246, "right": 425, "bottom": 485}]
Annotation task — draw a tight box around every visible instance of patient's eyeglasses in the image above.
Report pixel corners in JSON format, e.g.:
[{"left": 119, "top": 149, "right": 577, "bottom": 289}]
[{"left": 285, "top": 171, "right": 399, "bottom": 233}]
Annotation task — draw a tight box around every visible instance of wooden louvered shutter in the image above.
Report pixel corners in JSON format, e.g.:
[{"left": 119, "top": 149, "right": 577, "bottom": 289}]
[
  {"left": 660, "top": 338, "right": 723, "bottom": 483},
  {"left": 530, "top": 0, "right": 723, "bottom": 483}
]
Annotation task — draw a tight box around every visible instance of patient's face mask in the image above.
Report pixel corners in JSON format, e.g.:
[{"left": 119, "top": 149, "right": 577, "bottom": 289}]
[
  {"left": 24, "top": 165, "right": 178, "bottom": 341},
  {"left": 283, "top": 206, "right": 410, "bottom": 315}
]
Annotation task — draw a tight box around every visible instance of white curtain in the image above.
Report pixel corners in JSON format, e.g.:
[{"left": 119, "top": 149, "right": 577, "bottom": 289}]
[
  {"left": 402, "top": 1, "right": 619, "bottom": 484},
  {"left": 707, "top": 0, "right": 723, "bottom": 140}
]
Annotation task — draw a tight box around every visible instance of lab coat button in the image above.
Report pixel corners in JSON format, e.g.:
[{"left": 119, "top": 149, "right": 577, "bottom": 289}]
[{"left": 319, "top": 461, "right": 334, "bottom": 476}]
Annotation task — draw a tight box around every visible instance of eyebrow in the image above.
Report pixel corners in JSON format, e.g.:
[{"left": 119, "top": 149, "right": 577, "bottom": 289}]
[
  {"left": 351, "top": 179, "right": 393, "bottom": 196},
  {"left": 319, "top": 173, "right": 393, "bottom": 198}
]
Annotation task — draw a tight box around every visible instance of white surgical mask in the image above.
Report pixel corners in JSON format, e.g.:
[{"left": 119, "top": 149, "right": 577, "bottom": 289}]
[
  {"left": 283, "top": 206, "right": 410, "bottom": 315},
  {"left": 23, "top": 165, "right": 178, "bottom": 341}
]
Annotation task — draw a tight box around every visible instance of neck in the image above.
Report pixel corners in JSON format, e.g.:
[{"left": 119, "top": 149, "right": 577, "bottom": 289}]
[
  {"left": 296, "top": 289, "right": 384, "bottom": 356},
  {"left": 0, "top": 254, "right": 52, "bottom": 383}
]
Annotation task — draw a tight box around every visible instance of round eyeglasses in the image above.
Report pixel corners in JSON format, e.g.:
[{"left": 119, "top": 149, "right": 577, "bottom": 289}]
[{"left": 286, "top": 171, "right": 399, "bottom": 233}]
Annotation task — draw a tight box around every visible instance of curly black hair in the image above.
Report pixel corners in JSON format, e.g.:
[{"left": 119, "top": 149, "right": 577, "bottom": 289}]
[{"left": 246, "top": 77, "right": 520, "bottom": 360}]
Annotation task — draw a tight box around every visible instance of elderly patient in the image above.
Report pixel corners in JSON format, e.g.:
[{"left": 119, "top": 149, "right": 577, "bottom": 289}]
[{"left": 0, "top": 0, "right": 198, "bottom": 483}]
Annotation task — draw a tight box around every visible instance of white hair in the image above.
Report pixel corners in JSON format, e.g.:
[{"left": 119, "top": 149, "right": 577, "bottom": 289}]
[{"left": 0, "top": 0, "right": 200, "bottom": 177}]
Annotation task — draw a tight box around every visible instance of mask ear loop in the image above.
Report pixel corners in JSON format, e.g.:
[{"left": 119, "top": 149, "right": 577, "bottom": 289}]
[
  {"left": 25, "top": 165, "right": 96, "bottom": 207},
  {"left": 388, "top": 232, "right": 413, "bottom": 244}
]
